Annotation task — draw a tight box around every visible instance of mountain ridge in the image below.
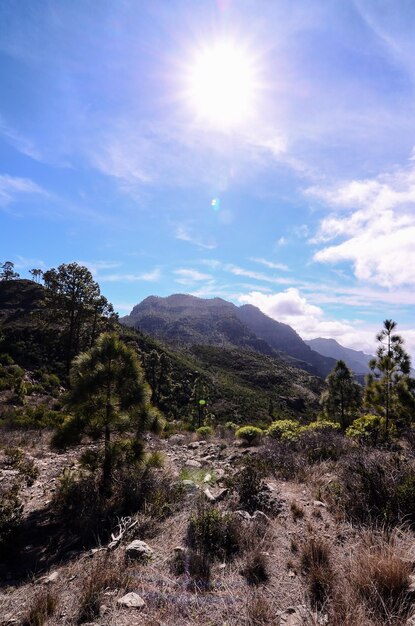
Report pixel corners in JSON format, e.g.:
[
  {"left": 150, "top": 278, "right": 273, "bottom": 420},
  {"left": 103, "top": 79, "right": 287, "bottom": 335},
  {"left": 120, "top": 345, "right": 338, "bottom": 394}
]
[{"left": 121, "top": 293, "right": 337, "bottom": 378}]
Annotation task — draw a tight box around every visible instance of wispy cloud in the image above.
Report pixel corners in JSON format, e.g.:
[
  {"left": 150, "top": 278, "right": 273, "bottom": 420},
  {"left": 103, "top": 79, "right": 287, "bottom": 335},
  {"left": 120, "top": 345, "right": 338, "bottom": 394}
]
[
  {"left": 250, "top": 257, "right": 289, "bottom": 271},
  {"left": 174, "top": 268, "right": 213, "bottom": 285},
  {"left": 101, "top": 268, "right": 161, "bottom": 282},
  {"left": 224, "top": 263, "right": 292, "bottom": 285},
  {"left": 175, "top": 225, "right": 217, "bottom": 250},
  {"left": 0, "top": 174, "right": 47, "bottom": 206}
]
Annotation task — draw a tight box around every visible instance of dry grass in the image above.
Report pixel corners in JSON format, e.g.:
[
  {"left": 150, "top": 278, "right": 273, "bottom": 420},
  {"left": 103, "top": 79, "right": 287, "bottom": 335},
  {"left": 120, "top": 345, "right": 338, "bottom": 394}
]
[
  {"left": 300, "top": 535, "right": 333, "bottom": 609},
  {"left": 350, "top": 539, "right": 412, "bottom": 620},
  {"left": 77, "top": 552, "right": 132, "bottom": 623},
  {"left": 21, "top": 590, "right": 58, "bottom": 626}
]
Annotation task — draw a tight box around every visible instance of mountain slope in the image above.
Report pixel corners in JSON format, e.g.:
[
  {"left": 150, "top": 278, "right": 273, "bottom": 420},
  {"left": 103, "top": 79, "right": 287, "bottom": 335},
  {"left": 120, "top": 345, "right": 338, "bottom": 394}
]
[
  {"left": 305, "top": 337, "right": 371, "bottom": 374},
  {"left": 121, "top": 294, "right": 337, "bottom": 378},
  {"left": 0, "top": 281, "right": 322, "bottom": 423}
]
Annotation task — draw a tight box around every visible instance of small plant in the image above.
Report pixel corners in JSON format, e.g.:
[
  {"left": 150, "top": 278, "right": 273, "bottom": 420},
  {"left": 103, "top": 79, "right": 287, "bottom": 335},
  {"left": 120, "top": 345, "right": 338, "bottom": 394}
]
[
  {"left": 290, "top": 500, "right": 305, "bottom": 521},
  {"left": 22, "top": 590, "right": 58, "bottom": 626},
  {"left": 187, "top": 501, "right": 240, "bottom": 560},
  {"left": 235, "top": 425, "right": 263, "bottom": 446},
  {"left": 240, "top": 550, "right": 269, "bottom": 585},
  {"left": 186, "top": 549, "right": 211, "bottom": 592},
  {"left": 195, "top": 425, "right": 213, "bottom": 439},
  {"left": 145, "top": 450, "right": 165, "bottom": 468},
  {"left": 300, "top": 536, "right": 333, "bottom": 609},
  {"left": 0, "top": 483, "right": 23, "bottom": 554},
  {"left": 267, "top": 419, "right": 301, "bottom": 441},
  {"left": 77, "top": 554, "right": 130, "bottom": 623},
  {"left": 230, "top": 462, "right": 277, "bottom": 515},
  {"left": 302, "top": 420, "right": 340, "bottom": 432}
]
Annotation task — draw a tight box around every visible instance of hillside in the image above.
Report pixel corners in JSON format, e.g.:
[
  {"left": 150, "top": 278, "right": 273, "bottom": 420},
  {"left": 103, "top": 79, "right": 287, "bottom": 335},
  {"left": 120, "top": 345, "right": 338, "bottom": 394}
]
[
  {"left": 0, "top": 280, "right": 322, "bottom": 424},
  {"left": 121, "top": 294, "right": 337, "bottom": 378},
  {"left": 305, "top": 337, "right": 371, "bottom": 374}
]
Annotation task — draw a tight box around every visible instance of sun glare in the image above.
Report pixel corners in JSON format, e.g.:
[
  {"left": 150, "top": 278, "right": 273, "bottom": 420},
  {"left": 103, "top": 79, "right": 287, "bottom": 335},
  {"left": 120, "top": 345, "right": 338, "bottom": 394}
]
[{"left": 187, "top": 41, "right": 257, "bottom": 128}]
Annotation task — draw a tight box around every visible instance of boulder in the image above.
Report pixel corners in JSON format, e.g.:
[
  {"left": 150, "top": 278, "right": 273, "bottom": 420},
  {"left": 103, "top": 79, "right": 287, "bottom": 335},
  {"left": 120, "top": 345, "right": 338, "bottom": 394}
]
[
  {"left": 117, "top": 592, "right": 145, "bottom": 608},
  {"left": 125, "top": 540, "right": 154, "bottom": 561}
]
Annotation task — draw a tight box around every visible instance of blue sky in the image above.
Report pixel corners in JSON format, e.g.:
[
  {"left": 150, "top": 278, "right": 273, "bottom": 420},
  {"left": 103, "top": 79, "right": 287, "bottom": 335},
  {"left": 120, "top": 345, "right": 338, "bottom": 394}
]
[{"left": 2, "top": 0, "right": 415, "bottom": 355}]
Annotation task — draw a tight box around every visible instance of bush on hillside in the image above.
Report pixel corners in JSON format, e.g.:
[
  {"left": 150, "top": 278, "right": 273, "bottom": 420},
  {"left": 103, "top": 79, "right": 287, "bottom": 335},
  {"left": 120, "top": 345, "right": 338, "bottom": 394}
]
[
  {"left": 235, "top": 425, "right": 263, "bottom": 445},
  {"left": 267, "top": 419, "right": 301, "bottom": 441},
  {"left": 346, "top": 414, "right": 392, "bottom": 445}
]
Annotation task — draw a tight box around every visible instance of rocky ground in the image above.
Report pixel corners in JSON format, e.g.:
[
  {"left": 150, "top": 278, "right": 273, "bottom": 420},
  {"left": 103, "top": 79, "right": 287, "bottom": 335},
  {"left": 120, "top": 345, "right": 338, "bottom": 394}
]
[{"left": 1, "top": 431, "right": 415, "bottom": 625}]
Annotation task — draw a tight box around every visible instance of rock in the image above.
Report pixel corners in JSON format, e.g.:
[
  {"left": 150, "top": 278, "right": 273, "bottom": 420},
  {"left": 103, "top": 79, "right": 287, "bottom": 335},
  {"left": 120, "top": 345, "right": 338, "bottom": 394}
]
[
  {"left": 36, "top": 571, "right": 59, "bottom": 585},
  {"left": 203, "top": 487, "right": 228, "bottom": 503},
  {"left": 187, "top": 442, "right": 200, "bottom": 450},
  {"left": 117, "top": 592, "right": 145, "bottom": 609},
  {"left": 169, "top": 434, "right": 186, "bottom": 445},
  {"left": 313, "top": 500, "right": 327, "bottom": 508},
  {"left": 185, "top": 459, "right": 202, "bottom": 468},
  {"left": 203, "top": 473, "right": 212, "bottom": 483},
  {"left": 235, "top": 510, "right": 252, "bottom": 521},
  {"left": 173, "top": 546, "right": 186, "bottom": 554},
  {"left": 252, "top": 510, "right": 271, "bottom": 523},
  {"left": 182, "top": 479, "right": 198, "bottom": 492},
  {"left": 279, "top": 607, "right": 304, "bottom": 626},
  {"left": 125, "top": 540, "right": 154, "bottom": 561}
]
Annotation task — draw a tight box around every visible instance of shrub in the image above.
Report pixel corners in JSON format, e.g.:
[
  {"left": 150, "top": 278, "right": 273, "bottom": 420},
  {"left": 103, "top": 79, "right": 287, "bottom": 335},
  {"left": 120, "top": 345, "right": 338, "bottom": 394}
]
[
  {"left": 332, "top": 450, "right": 415, "bottom": 526},
  {"left": 22, "top": 590, "right": 58, "bottom": 626},
  {"left": 0, "top": 483, "right": 23, "bottom": 554},
  {"left": 195, "top": 425, "right": 213, "bottom": 438},
  {"left": 235, "top": 426, "right": 263, "bottom": 446},
  {"left": 145, "top": 450, "right": 165, "bottom": 468},
  {"left": 298, "top": 426, "right": 347, "bottom": 464},
  {"left": 187, "top": 501, "right": 240, "bottom": 560},
  {"left": 267, "top": 419, "right": 301, "bottom": 441},
  {"left": 302, "top": 420, "right": 340, "bottom": 432},
  {"left": 240, "top": 550, "right": 269, "bottom": 585},
  {"left": 300, "top": 536, "right": 333, "bottom": 609},
  {"left": 186, "top": 549, "right": 211, "bottom": 591},
  {"left": 4, "top": 447, "right": 39, "bottom": 486},
  {"left": 225, "top": 421, "right": 238, "bottom": 431},
  {"left": 230, "top": 462, "right": 278, "bottom": 515},
  {"left": 346, "top": 414, "right": 391, "bottom": 445}
]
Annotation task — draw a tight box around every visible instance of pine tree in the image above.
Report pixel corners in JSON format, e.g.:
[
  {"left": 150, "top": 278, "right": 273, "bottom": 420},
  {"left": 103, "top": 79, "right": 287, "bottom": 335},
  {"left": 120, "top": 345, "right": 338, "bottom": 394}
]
[
  {"left": 320, "top": 360, "right": 362, "bottom": 428},
  {"left": 365, "top": 320, "right": 413, "bottom": 436},
  {"left": 66, "top": 333, "right": 162, "bottom": 493},
  {"left": 0, "top": 261, "right": 19, "bottom": 281}
]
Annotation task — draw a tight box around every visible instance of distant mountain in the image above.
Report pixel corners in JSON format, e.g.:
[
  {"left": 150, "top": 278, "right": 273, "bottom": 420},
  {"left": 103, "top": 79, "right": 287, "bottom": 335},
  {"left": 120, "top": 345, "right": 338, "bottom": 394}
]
[
  {"left": 121, "top": 294, "right": 337, "bottom": 378},
  {"left": 305, "top": 337, "right": 372, "bottom": 375},
  {"left": 0, "top": 281, "right": 323, "bottom": 422}
]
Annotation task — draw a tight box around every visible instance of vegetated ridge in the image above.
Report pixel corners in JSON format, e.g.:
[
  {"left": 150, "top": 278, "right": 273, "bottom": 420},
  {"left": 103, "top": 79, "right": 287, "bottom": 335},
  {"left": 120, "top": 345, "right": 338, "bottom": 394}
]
[{"left": 121, "top": 293, "right": 337, "bottom": 378}]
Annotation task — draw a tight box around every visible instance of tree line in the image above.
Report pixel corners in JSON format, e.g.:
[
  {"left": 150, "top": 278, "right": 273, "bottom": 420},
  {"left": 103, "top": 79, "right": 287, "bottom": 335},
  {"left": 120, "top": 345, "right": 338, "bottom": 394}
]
[{"left": 321, "top": 319, "right": 415, "bottom": 439}]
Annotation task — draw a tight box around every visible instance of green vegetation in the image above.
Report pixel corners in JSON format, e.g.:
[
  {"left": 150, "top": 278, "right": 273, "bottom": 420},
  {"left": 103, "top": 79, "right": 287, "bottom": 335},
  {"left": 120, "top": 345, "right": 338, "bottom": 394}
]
[
  {"left": 320, "top": 359, "right": 362, "bottom": 428},
  {"left": 235, "top": 425, "right": 263, "bottom": 445},
  {"left": 267, "top": 419, "right": 301, "bottom": 440}
]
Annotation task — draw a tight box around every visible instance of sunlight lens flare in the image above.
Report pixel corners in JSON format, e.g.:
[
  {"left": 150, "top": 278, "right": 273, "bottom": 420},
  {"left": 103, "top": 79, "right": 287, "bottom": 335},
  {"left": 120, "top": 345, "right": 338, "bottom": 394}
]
[{"left": 188, "top": 41, "right": 257, "bottom": 128}]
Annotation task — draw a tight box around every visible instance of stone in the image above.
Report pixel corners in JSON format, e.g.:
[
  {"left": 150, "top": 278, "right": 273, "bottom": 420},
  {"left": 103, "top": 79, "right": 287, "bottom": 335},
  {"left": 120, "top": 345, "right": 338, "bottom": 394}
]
[
  {"left": 235, "top": 510, "right": 252, "bottom": 521},
  {"left": 185, "top": 459, "right": 202, "bottom": 468},
  {"left": 117, "top": 592, "right": 145, "bottom": 609},
  {"left": 279, "top": 607, "right": 304, "bottom": 626},
  {"left": 182, "top": 479, "right": 198, "bottom": 492},
  {"left": 313, "top": 500, "right": 327, "bottom": 508},
  {"left": 125, "top": 540, "right": 154, "bottom": 561},
  {"left": 203, "top": 473, "right": 212, "bottom": 483},
  {"left": 252, "top": 510, "right": 271, "bottom": 523},
  {"left": 36, "top": 571, "right": 59, "bottom": 585},
  {"left": 187, "top": 442, "right": 200, "bottom": 450}
]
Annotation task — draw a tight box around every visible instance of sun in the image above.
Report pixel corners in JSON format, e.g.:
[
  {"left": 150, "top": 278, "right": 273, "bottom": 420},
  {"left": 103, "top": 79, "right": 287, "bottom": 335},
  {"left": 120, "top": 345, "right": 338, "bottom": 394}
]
[{"left": 187, "top": 40, "right": 258, "bottom": 128}]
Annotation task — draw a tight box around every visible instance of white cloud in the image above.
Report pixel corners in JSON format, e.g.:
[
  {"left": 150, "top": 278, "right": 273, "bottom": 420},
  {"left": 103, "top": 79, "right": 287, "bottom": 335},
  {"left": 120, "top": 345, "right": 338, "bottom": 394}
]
[
  {"left": 0, "top": 174, "right": 47, "bottom": 206},
  {"left": 77, "top": 260, "right": 121, "bottom": 277},
  {"left": 309, "top": 162, "right": 415, "bottom": 287},
  {"left": 174, "top": 268, "right": 213, "bottom": 285},
  {"left": 101, "top": 268, "right": 161, "bottom": 282},
  {"left": 238, "top": 288, "right": 380, "bottom": 354},
  {"left": 224, "top": 263, "right": 291, "bottom": 285},
  {"left": 249, "top": 257, "right": 289, "bottom": 271},
  {"left": 175, "top": 225, "right": 217, "bottom": 250}
]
